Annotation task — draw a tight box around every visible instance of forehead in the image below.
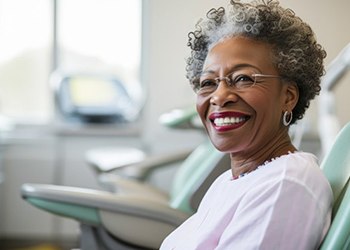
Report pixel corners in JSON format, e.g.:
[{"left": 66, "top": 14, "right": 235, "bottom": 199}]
[{"left": 203, "top": 36, "right": 277, "bottom": 74}]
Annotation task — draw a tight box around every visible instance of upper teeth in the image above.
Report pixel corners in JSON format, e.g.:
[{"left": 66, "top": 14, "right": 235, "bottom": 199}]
[{"left": 214, "top": 117, "right": 245, "bottom": 126}]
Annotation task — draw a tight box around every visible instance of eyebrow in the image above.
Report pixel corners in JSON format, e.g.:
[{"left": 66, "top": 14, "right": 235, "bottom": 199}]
[{"left": 200, "top": 64, "right": 261, "bottom": 76}]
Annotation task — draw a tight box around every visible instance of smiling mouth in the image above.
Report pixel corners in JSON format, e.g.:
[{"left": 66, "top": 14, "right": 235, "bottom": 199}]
[
  {"left": 208, "top": 112, "right": 250, "bottom": 130},
  {"left": 213, "top": 116, "right": 248, "bottom": 126}
]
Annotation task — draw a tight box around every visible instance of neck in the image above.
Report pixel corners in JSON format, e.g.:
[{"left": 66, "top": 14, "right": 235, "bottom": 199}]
[{"left": 230, "top": 132, "right": 297, "bottom": 178}]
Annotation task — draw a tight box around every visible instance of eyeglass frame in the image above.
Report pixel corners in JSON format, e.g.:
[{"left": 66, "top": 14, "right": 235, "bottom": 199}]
[{"left": 191, "top": 70, "right": 282, "bottom": 94}]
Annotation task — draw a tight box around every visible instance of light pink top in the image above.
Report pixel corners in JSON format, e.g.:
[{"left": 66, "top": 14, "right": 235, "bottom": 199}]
[{"left": 161, "top": 152, "right": 333, "bottom": 250}]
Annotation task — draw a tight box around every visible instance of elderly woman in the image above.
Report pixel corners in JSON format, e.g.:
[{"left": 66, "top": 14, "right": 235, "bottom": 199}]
[{"left": 160, "top": 0, "right": 332, "bottom": 249}]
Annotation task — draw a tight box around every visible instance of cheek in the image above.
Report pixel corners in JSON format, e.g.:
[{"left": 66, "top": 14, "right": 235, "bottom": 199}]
[
  {"left": 248, "top": 91, "right": 283, "bottom": 123},
  {"left": 196, "top": 95, "right": 210, "bottom": 122}
]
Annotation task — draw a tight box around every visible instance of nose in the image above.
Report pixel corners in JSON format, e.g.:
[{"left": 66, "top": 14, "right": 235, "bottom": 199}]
[{"left": 210, "top": 79, "right": 239, "bottom": 107}]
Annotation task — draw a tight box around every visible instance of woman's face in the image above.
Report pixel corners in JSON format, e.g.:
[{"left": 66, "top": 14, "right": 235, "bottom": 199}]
[{"left": 196, "top": 36, "right": 296, "bottom": 156}]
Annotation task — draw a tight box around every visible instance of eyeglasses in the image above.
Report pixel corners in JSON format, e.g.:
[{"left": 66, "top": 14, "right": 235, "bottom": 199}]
[{"left": 192, "top": 69, "right": 281, "bottom": 95}]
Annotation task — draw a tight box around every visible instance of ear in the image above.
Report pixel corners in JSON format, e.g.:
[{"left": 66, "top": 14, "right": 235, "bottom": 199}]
[{"left": 283, "top": 82, "right": 299, "bottom": 111}]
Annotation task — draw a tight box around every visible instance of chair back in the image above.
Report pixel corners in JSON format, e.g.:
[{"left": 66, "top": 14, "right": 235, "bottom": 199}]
[
  {"left": 321, "top": 122, "right": 350, "bottom": 207},
  {"left": 320, "top": 183, "right": 350, "bottom": 250},
  {"left": 169, "top": 140, "right": 230, "bottom": 214},
  {"left": 320, "top": 122, "right": 350, "bottom": 249}
]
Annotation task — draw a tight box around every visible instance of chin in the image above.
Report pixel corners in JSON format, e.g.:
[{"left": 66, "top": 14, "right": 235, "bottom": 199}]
[{"left": 208, "top": 138, "right": 234, "bottom": 153}]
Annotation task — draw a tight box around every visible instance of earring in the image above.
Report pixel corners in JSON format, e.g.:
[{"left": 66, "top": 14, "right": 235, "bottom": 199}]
[{"left": 283, "top": 111, "right": 293, "bottom": 126}]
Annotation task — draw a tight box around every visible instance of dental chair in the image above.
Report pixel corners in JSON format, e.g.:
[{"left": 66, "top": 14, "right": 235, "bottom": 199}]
[
  {"left": 21, "top": 146, "right": 229, "bottom": 249},
  {"left": 21, "top": 117, "right": 230, "bottom": 250}
]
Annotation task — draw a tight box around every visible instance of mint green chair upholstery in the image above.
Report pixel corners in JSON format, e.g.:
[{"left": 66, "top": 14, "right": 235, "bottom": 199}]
[{"left": 320, "top": 122, "right": 350, "bottom": 250}]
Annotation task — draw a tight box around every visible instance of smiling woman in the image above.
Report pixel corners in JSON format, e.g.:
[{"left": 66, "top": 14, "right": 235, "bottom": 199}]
[{"left": 160, "top": 1, "right": 333, "bottom": 249}]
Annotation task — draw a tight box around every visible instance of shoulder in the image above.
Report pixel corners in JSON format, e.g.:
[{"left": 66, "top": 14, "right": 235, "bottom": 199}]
[
  {"left": 250, "top": 151, "right": 333, "bottom": 210},
  {"left": 266, "top": 152, "right": 331, "bottom": 194},
  {"left": 258, "top": 152, "right": 324, "bottom": 184},
  {"left": 236, "top": 152, "right": 333, "bottom": 223},
  {"left": 201, "top": 151, "right": 332, "bottom": 211}
]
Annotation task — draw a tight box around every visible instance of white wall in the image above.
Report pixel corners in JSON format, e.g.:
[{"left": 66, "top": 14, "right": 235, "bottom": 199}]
[{"left": 142, "top": 0, "right": 350, "bottom": 150}]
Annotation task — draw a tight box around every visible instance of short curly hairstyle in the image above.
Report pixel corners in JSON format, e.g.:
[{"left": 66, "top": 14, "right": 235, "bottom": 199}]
[{"left": 186, "top": 0, "right": 326, "bottom": 124}]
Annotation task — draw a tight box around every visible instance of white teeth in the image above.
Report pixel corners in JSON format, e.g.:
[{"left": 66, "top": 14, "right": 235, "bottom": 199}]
[{"left": 214, "top": 117, "right": 245, "bottom": 126}]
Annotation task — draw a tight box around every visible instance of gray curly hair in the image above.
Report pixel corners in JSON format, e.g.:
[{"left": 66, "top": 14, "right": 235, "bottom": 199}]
[{"left": 186, "top": 0, "right": 326, "bottom": 124}]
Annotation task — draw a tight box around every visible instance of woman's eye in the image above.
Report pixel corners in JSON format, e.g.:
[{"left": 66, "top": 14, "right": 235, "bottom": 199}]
[
  {"left": 233, "top": 74, "right": 254, "bottom": 83},
  {"left": 200, "top": 79, "right": 216, "bottom": 88}
]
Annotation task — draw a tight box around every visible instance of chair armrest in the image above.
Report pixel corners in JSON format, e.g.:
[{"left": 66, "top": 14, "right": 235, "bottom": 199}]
[
  {"left": 21, "top": 183, "right": 190, "bottom": 226},
  {"left": 22, "top": 183, "right": 190, "bottom": 249}
]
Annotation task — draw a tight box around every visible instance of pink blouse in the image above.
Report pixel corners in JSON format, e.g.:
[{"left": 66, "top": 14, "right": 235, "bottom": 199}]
[{"left": 161, "top": 152, "right": 333, "bottom": 250}]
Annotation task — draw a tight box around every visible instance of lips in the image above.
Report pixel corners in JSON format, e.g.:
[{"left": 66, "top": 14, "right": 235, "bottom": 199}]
[{"left": 208, "top": 111, "right": 250, "bottom": 131}]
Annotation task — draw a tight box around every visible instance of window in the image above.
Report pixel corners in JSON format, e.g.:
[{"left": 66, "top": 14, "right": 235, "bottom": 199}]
[
  {"left": 0, "top": 0, "right": 143, "bottom": 123},
  {"left": 0, "top": 0, "right": 52, "bottom": 122}
]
